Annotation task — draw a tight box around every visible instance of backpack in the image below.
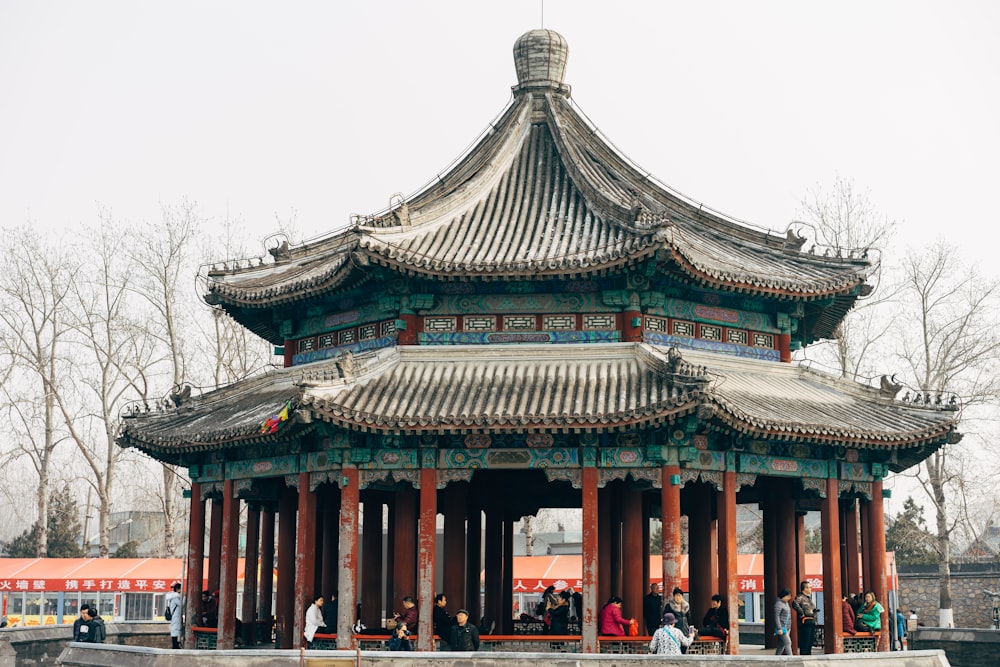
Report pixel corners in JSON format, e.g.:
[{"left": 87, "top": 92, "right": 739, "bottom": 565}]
[{"left": 164, "top": 603, "right": 173, "bottom": 621}]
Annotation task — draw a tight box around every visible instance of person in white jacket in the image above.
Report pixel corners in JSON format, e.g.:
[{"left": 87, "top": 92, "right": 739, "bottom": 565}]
[
  {"left": 164, "top": 582, "right": 183, "bottom": 649},
  {"left": 649, "top": 612, "right": 695, "bottom": 655},
  {"left": 304, "top": 595, "right": 326, "bottom": 645}
]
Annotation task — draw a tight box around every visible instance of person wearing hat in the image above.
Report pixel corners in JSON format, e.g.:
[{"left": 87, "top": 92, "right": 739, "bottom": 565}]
[
  {"left": 648, "top": 612, "right": 694, "bottom": 655},
  {"left": 450, "top": 609, "right": 480, "bottom": 651}
]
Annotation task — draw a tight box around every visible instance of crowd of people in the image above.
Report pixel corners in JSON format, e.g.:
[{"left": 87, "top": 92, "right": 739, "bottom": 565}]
[
  {"left": 127, "top": 576, "right": 912, "bottom": 655},
  {"left": 302, "top": 591, "right": 481, "bottom": 651},
  {"left": 774, "top": 581, "right": 893, "bottom": 656}
]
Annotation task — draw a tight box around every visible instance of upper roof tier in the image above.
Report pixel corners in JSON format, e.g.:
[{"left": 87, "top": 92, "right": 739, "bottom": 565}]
[{"left": 205, "top": 31, "right": 871, "bottom": 336}]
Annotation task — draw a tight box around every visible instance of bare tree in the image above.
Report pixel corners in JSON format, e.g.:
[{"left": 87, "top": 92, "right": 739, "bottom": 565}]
[
  {"left": 0, "top": 229, "right": 79, "bottom": 556},
  {"left": 55, "top": 214, "right": 159, "bottom": 557},
  {"left": 128, "top": 202, "right": 204, "bottom": 557},
  {"left": 194, "top": 213, "right": 271, "bottom": 387},
  {"left": 797, "top": 175, "right": 897, "bottom": 380},
  {"left": 895, "top": 241, "right": 1000, "bottom": 626}
]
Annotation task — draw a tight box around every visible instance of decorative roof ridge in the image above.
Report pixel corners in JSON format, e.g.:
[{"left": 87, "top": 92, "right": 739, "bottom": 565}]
[
  {"left": 651, "top": 345, "right": 959, "bottom": 417},
  {"left": 356, "top": 97, "right": 533, "bottom": 234},
  {"left": 542, "top": 94, "right": 669, "bottom": 236},
  {"left": 300, "top": 346, "right": 399, "bottom": 390},
  {"left": 123, "top": 357, "right": 342, "bottom": 419},
  {"left": 206, "top": 227, "right": 362, "bottom": 281},
  {"left": 393, "top": 341, "right": 643, "bottom": 364}
]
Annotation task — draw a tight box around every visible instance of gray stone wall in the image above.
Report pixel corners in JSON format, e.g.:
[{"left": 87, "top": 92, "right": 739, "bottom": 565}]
[
  {"left": 1, "top": 622, "right": 169, "bottom": 666},
  {"left": 911, "top": 628, "right": 1000, "bottom": 667},
  {"left": 898, "top": 569, "right": 1000, "bottom": 628}
]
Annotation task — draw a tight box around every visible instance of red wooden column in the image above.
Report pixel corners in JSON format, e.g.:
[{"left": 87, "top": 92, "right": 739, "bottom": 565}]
[
  {"left": 275, "top": 485, "right": 296, "bottom": 648},
  {"left": 258, "top": 506, "right": 276, "bottom": 633},
  {"left": 257, "top": 506, "right": 274, "bottom": 632},
  {"left": 443, "top": 484, "right": 468, "bottom": 610},
  {"left": 843, "top": 499, "right": 861, "bottom": 595},
  {"left": 361, "top": 497, "right": 384, "bottom": 630},
  {"left": 218, "top": 479, "right": 240, "bottom": 649},
  {"left": 393, "top": 486, "right": 418, "bottom": 606},
  {"left": 484, "top": 477, "right": 503, "bottom": 632},
  {"left": 762, "top": 485, "right": 778, "bottom": 648},
  {"left": 868, "top": 481, "right": 889, "bottom": 651},
  {"left": 609, "top": 483, "right": 623, "bottom": 597},
  {"left": 184, "top": 482, "right": 205, "bottom": 649},
  {"left": 241, "top": 504, "right": 261, "bottom": 645},
  {"left": 398, "top": 310, "right": 421, "bottom": 345},
  {"left": 775, "top": 481, "right": 798, "bottom": 651},
  {"left": 860, "top": 500, "right": 873, "bottom": 594},
  {"left": 338, "top": 466, "right": 360, "bottom": 648},
  {"left": 822, "top": 477, "right": 844, "bottom": 654},
  {"left": 718, "top": 471, "right": 739, "bottom": 653},
  {"left": 778, "top": 332, "right": 792, "bottom": 363},
  {"left": 417, "top": 468, "right": 437, "bottom": 650},
  {"left": 207, "top": 497, "right": 223, "bottom": 593},
  {"left": 622, "top": 486, "right": 643, "bottom": 625},
  {"left": 503, "top": 515, "right": 514, "bottom": 634},
  {"left": 597, "top": 485, "right": 612, "bottom": 606},
  {"left": 796, "top": 512, "right": 807, "bottom": 587},
  {"left": 321, "top": 485, "right": 340, "bottom": 599},
  {"left": 293, "top": 473, "right": 317, "bottom": 649},
  {"left": 622, "top": 307, "right": 643, "bottom": 342},
  {"left": 465, "top": 498, "right": 482, "bottom": 622},
  {"left": 641, "top": 496, "right": 651, "bottom": 606},
  {"left": 581, "top": 466, "right": 599, "bottom": 653},
  {"left": 661, "top": 466, "right": 682, "bottom": 609},
  {"left": 689, "top": 484, "right": 713, "bottom": 614}
]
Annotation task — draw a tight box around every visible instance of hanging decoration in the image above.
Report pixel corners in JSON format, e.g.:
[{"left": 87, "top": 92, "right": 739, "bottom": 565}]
[{"left": 260, "top": 400, "right": 292, "bottom": 434}]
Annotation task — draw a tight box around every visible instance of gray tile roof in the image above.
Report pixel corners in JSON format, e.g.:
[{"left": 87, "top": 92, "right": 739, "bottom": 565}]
[
  {"left": 204, "top": 92, "right": 870, "bottom": 328},
  {"left": 119, "top": 345, "right": 956, "bottom": 468}
]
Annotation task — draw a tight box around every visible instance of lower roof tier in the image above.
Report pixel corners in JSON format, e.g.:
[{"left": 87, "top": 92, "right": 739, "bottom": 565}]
[{"left": 118, "top": 344, "right": 958, "bottom": 474}]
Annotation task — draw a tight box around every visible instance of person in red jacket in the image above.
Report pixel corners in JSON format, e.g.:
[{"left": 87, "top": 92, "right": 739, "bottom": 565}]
[
  {"left": 841, "top": 594, "right": 857, "bottom": 636},
  {"left": 599, "top": 596, "right": 630, "bottom": 636}
]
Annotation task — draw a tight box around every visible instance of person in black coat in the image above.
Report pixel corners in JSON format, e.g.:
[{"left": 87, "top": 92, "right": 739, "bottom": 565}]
[
  {"left": 450, "top": 609, "right": 480, "bottom": 651},
  {"left": 72, "top": 605, "right": 90, "bottom": 642},
  {"left": 643, "top": 583, "right": 663, "bottom": 635},
  {"left": 433, "top": 593, "right": 453, "bottom": 648},
  {"left": 322, "top": 591, "right": 338, "bottom": 632},
  {"left": 699, "top": 594, "right": 729, "bottom": 638},
  {"left": 549, "top": 590, "right": 571, "bottom": 634}
]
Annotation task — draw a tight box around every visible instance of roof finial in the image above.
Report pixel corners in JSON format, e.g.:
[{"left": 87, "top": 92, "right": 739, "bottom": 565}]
[{"left": 513, "top": 29, "right": 569, "bottom": 94}]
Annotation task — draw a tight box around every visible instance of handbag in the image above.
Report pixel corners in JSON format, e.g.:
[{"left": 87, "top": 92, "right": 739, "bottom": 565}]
[{"left": 628, "top": 618, "right": 639, "bottom": 636}]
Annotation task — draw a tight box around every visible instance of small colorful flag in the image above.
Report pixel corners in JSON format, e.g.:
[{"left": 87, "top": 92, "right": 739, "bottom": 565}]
[{"left": 260, "top": 401, "right": 292, "bottom": 434}]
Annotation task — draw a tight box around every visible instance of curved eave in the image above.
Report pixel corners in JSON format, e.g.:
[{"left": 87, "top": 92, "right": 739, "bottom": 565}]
[
  {"left": 120, "top": 423, "right": 313, "bottom": 465},
  {"left": 662, "top": 247, "right": 867, "bottom": 301},
  {"left": 705, "top": 400, "right": 956, "bottom": 450},
  {"left": 203, "top": 234, "right": 363, "bottom": 309}
]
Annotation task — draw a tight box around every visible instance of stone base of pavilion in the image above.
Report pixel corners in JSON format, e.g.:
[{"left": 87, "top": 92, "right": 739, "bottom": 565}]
[{"left": 56, "top": 644, "right": 952, "bottom": 667}]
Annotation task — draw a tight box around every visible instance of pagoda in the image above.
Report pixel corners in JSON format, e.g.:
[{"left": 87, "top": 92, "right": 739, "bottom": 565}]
[{"left": 119, "top": 29, "right": 959, "bottom": 654}]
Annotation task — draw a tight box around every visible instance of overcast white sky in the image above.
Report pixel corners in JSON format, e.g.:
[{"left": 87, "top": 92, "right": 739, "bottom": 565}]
[
  {"left": 3, "top": 1, "right": 998, "bottom": 265},
  {"left": 2, "top": 1, "right": 998, "bottom": 517}
]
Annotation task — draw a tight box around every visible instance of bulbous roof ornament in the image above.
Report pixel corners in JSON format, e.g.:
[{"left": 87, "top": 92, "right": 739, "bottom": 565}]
[{"left": 513, "top": 29, "right": 570, "bottom": 94}]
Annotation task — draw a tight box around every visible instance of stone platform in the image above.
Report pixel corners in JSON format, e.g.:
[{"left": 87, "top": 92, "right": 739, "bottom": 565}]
[{"left": 55, "top": 644, "right": 951, "bottom": 667}]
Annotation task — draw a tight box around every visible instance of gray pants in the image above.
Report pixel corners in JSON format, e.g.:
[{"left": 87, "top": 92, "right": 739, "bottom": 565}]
[{"left": 775, "top": 630, "right": 792, "bottom": 655}]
